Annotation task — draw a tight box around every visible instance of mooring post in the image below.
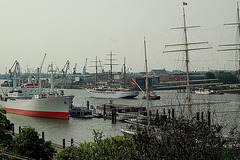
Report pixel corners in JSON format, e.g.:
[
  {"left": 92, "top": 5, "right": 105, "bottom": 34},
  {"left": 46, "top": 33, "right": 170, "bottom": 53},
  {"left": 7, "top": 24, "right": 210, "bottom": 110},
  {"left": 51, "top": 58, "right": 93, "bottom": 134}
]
[
  {"left": 12, "top": 125, "right": 15, "bottom": 135},
  {"left": 172, "top": 109, "right": 175, "bottom": 119},
  {"left": 42, "top": 132, "right": 45, "bottom": 140},
  {"left": 201, "top": 112, "right": 204, "bottom": 121},
  {"left": 111, "top": 108, "right": 116, "bottom": 124},
  {"left": 207, "top": 111, "right": 211, "bottom": 127},
  {"left": 196, "top": 112, "right": 200, "bottom": 120},
  {"left": 62, "top": 139, "right": 65, "bottom": 149},
  {"left": 71, "top": 138, "right": 74, "bottom": 146},
  {"left": 103, "top": 104, "right": 106, "bottom": 117},
  {"left": 168, "top": 109, "right": 171, "bottom": 120},
  {"left": 155, "top": 109, "right": 160, "bottom": 126},
  {"left": 114, "top": 108, "right": 117, "bottom": 123},
  {"left": 87, "top": 101, "right": 89, "bottom": 109},
  {"left": 19, "top": 126, "right": 21, "bottom": 134}
]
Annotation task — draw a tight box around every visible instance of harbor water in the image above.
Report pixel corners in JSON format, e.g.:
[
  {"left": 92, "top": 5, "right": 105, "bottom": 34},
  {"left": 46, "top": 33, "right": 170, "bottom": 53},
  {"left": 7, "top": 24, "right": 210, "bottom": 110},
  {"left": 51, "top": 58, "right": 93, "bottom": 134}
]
[{"left": 3, "top": 88, "right": 240, "bottom": 146}]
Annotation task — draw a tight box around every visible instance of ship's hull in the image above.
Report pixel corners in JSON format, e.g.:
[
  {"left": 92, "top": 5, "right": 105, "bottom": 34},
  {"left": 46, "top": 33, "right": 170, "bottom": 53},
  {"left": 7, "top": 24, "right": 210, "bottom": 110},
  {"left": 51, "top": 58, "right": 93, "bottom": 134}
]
[
  {"left": 0, "top": 95, "right": 74, "bottom": 119},
  {"left": 86, "top": 89, "right": 139, "bottom": 99}
]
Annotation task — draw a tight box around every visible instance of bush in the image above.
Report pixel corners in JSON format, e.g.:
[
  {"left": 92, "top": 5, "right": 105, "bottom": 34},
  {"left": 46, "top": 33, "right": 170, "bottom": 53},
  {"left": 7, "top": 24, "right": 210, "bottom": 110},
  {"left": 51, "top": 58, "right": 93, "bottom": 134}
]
[
  {"left": 57, "top": 117, "right": 240, "bottom": 159},
  {"left": 12, "top": 126, "right": 56, "bottom": 160}
]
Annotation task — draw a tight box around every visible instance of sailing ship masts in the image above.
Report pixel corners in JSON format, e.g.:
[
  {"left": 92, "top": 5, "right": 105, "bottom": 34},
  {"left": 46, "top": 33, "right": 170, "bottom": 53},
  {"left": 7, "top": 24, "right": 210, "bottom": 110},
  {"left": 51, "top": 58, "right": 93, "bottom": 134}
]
[
  {"left": 238, "top": 2, "right": 240, "bottom": 75},
  {"left": 171, "top": 25, "right": 200, "bottom": 30},
  {"left": 95, "top": 56, "right": 98, "bottom": 88},
  {"left": 124, "top": 57, "right": 126, "bottom": 88},
  {"left": 219, "top": 2, "right": 240, "bottom": 75},
  {"left": 110, "top": 51, "right": 113, "bottom": 87},
  {"left": 218, "top": 48, "right": 240, "bottom": 52},
  {"left": 183, "top": 8, "right": 191, "bottom": 119},
  {"left": 105, "top": 51, "right": 118, "bottom": 88},
  {"left": 165, "top": 42, "right": 209, "bottom": 47},
  {"left": 144, "top": 37, "right": 150, "bottom": 128},
  {"left": 224, "top": 22, "right": 240, "bottom": 26},
  {"left": 219, "top": 44, "right": 240, "bottom": 46},
  {"left": 164, "top": 47, "right": 212, "bottom": 53},
  {"left": 90, "top": 57, "right": 102, "bottom": 88}
]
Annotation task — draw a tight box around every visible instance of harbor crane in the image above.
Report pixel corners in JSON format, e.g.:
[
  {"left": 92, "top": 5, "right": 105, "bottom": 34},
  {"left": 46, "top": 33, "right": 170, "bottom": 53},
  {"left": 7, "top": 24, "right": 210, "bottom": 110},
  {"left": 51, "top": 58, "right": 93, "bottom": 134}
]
[
  {"left": 9, "top": 60, "right": 21, "bottom": 88},
  {"left": 38, "top": 53, "right": 47, "bottom": 93},
  {"left": 73, "top": 63, "right": 77, "bottom": 76},
  {"left": 62, "top": 60, "right": 70, "bottom": 77},
  {"left": 99, "top": 59, "right": 104, "bottom": 73},
  {"left": 83, "top": 58, "right": 87, "bottom": 75}
]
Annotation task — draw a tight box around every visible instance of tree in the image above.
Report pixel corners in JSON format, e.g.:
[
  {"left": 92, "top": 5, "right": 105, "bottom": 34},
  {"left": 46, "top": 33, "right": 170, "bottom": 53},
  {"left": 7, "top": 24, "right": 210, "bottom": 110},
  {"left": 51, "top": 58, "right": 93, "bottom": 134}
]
[
  {"left": 0, "top": 109, "right": 12, "bottom": 159},
  {"left": 56, "top": 117, "right": 240, "bottom": 159},
  {"left": 205, "top": 72, "right": 216, "bottom": 79},
  {"left": 12, "top": 126, "right": 56, "bottom": 160},
  {"left": 0, "top": 109, "right": 12, "bottom": 147},
  {"left": 217, "top": 72, "right": 239, "bottom": 84}
]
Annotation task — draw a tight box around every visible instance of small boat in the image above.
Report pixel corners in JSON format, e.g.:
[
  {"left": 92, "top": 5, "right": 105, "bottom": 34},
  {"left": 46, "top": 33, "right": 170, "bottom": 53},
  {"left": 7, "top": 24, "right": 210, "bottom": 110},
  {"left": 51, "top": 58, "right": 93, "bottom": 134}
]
[
  {"left": 96, "top": 100, "right": 146, "bottom": 112},
  {"left": 120, "top": 124, "right": 137, "bottom": 137},
  {"left": 93, "top": 112, "right": 103, "bottom": 118},
  {"left": 142, "top": 92, "right": 161, "bottom": 100},
  {"left": 194, "top": 86, "right": 215, "bottom": 95},
  {"left": 69, "top": 106, "right": 93, "bottom": 118}
]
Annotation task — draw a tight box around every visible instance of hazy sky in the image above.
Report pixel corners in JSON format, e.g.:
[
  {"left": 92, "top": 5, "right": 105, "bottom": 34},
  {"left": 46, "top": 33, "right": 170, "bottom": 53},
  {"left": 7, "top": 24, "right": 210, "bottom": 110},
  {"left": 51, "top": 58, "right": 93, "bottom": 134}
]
[{"left": 0, "top": 0, "right": 239, "bottom": 74}]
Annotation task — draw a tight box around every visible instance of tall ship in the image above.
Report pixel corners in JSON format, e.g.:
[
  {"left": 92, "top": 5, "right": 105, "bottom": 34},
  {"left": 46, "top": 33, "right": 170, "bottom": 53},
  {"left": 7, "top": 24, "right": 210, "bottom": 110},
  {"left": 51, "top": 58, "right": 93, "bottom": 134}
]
[
  {"left": 86, "top": 86, "right": 139, "bottom": 99},
  {"left": 86, "top": 54, "right": 139, "bottom": 99},
  {"left": 0, "top": 54, "right": 74, "bottom": 119}
]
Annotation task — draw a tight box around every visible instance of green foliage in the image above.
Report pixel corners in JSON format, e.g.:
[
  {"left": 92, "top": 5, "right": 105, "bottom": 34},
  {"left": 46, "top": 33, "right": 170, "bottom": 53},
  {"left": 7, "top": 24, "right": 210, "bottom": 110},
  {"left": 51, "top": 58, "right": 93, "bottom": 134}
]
[
  {"left": 0, "top": 109, "right": 12, "bottom": 148},
  {"left": 205, "top": 72, "right": 216, "bottom": 80},
  {"left": 57, "top": 117, "right": 240, "bottom": 160},
  {"left": 12, "top": 126, "right": 56, "bottom": 160},
  {"left": 216, "top": 72, "right": 239, "bottom": 84},
  {"left": 0, "top": 147, "right": 11, "bottom": 160},
  {"left": 0, "top": 109, "right": 10, "bottom": 130}
]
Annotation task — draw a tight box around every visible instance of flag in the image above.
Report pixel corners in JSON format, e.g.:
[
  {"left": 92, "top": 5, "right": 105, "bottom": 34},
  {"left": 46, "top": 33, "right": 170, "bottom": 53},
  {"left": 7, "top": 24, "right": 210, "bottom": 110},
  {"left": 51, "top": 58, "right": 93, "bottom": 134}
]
[
  {"left": 183, "top": 2, "right": 187, "bottom": 6},
  {"left": 131, "top": 79, "right": 136, "bottom": 85}
]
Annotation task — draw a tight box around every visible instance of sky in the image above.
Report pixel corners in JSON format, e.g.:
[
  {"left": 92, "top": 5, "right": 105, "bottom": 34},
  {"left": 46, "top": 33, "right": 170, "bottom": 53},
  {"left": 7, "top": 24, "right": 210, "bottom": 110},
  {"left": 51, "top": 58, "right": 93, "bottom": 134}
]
[{"left": 0, "top": 0, "right": 239, "bottom": 74}]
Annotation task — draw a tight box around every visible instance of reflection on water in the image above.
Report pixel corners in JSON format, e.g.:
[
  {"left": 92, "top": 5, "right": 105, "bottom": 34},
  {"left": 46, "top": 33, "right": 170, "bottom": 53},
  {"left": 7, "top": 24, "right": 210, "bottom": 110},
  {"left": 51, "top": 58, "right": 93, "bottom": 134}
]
[{"left": 3, "top": 88, "right": 240, "bottom": 146}]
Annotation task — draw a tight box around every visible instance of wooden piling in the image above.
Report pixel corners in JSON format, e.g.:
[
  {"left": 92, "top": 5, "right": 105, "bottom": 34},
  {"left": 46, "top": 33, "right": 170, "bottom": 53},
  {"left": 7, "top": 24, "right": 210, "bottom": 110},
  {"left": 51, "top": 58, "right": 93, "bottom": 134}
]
[
  {"left": 114, "top": 108, "right": 117, "bottom": 123},
  {"left": 103, "top": 104, "right": 106, "bottom": 116},
  {"left": 196, "top": 112, "right": 200, "bottom": 120},
  {"left": 19, "top": 126, "right": 21, "bottom": 134},
  {"left": 62, "top": 139, "right": 65, "bottom": 149},
  {"left": 207, "top": 111, "right": 211, "bottom": 127},
  {"left": 155, "top": 109, "right": 160, "bottom": 126},
  {"left": 42, "top": 132, "right": 45, "bottom": 140},
  {"left": 168, "top": 109, "right": 171, "bottom": 120},
  {"left": 87, "top": 101, "right": 89, "bottom": 109},
  {"left": 112, "top": 107, "right": 116, "bottom": 124},
  {"left": 172, "top": 109, "right": 175, "bottom": 119},
  {"left": 201, "top": 112, "right": 204, "bottom": 121},
  {"left": 12, "top": 124, "right": 14, "bottom": 135},
  {"left": 71, "top": 138, "right": 74, "bottom": 146}
]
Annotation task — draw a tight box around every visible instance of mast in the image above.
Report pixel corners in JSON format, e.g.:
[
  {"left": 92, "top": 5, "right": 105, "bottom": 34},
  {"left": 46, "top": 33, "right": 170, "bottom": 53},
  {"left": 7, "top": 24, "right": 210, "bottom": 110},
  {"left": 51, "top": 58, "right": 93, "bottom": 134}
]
[
  {"left": 144, "top": 37, "right": 150, "bottom": 128},
  {"left": 218, "top": 2, "right": 240, "bottom": 76},
  {"left": 123, "top": 57, "right": 126, "bottom": 88},
  {"left": 38, "top": 53, "right": 46, "bottom": 94},
  {"left": 95, "top": 56, "right": 98, "bottom": 88},
  {"left": 90, "top": 56, "right": 101, "bottom": 88},
  {"left": 105, "top": 51, "right": 117, "bottom": 88},
  {"left": 50, "top": 63, "right": 55, "bottom": 93},
  {"left": 183, "top": 8, "right": 191, "bottom": 119},
  {"left": 163, "top": 6, "right": 212, "bottom": 119}
]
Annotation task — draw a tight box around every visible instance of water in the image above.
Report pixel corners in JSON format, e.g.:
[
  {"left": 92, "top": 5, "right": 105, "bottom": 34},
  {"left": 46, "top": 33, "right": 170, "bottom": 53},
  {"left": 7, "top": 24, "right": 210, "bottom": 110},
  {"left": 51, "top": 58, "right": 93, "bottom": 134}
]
[{"left": 3, "top": 88, "right": 240, "bottom": 146}]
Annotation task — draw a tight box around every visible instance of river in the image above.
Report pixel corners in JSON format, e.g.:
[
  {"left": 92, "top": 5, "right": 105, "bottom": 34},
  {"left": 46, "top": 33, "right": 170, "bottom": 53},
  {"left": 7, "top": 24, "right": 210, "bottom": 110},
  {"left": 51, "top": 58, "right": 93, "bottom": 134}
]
[{"left": 2, "top": 87, "right": 240, "bottom": 146}]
